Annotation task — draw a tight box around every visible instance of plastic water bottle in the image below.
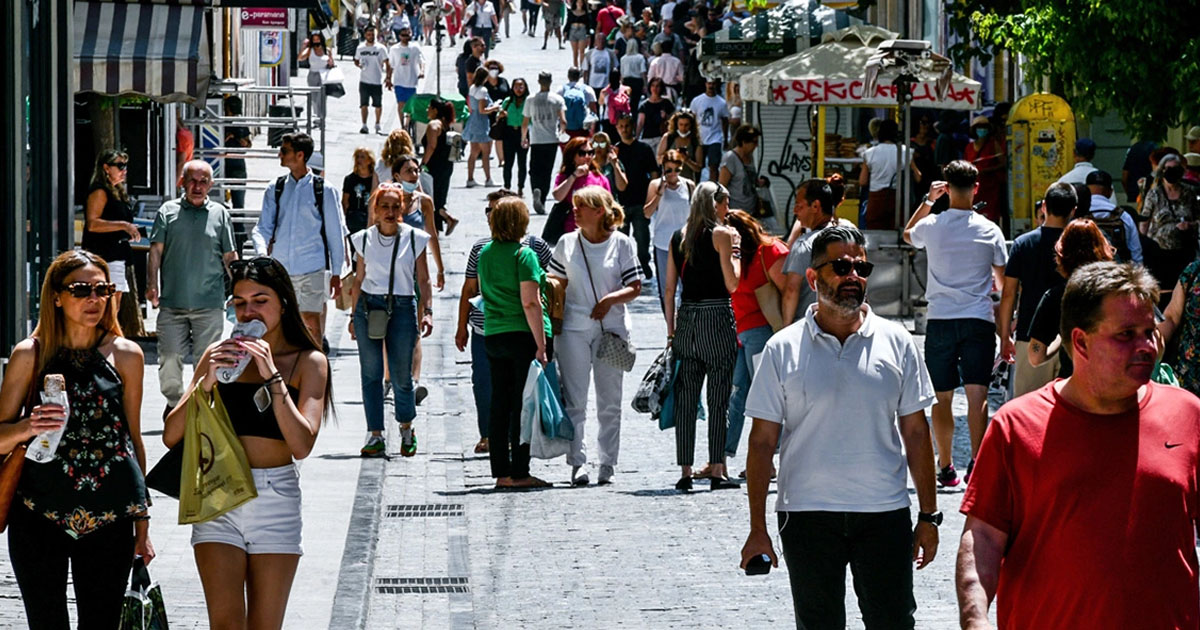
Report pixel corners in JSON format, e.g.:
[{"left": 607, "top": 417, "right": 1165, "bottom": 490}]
[
  {"left": 27, "top": 374, "right": 69, "bottom": 464},
  {"left": 216, "top": 319, "right": 268, "bottom": 384}
]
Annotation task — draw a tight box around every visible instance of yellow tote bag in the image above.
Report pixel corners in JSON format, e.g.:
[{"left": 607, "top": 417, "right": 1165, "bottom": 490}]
[{"left": 178, "top": 385, "right": 258, "bottom": 525}]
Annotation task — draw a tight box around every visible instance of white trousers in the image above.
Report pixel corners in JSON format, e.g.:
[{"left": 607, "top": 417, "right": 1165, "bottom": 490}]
[{"left": 557, "top": 325, "right": 625, "bottom": 468}]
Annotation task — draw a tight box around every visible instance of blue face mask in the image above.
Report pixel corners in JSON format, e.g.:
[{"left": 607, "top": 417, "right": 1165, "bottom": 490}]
[
  {"left": 975, "top": 128, "right": 989, "bottom": 139},
  {"left": 400, "top": 180, "right": 418, "bottom": 193}
]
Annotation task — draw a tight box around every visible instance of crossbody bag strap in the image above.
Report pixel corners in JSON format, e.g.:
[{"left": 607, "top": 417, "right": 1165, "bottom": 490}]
[
  {"left": 578, "top": 236, "right": 607, "bottom": 333},
  {"left": 385, "top": 227, "right": 403, "bottom": 314},
  {"left": 20, "top": 338, "right": 39, "bottom": 418}
]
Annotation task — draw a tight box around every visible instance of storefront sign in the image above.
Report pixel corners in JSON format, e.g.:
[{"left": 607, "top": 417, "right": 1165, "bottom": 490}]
[
  {"left": 705, "top": 38, "right": 798, "bottom": 58},
  {"left": 241, "top": 7, "right": 290, "bottom": 29},
  {"left": 767, "top": 78, "right": 979, "bottom": 107}
]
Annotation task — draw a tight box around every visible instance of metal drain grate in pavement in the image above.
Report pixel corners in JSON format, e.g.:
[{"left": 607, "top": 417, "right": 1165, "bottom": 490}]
[
  {"left": 374, "top": 577, "right": 470, "bottom": 594},
  {"left": 385, "top": 503, "right": 464, "bottom": 518}
]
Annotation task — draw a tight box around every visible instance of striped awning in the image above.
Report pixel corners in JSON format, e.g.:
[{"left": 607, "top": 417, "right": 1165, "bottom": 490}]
[{"left": 74, "top": 0, "right": 213, "bottom": 103}]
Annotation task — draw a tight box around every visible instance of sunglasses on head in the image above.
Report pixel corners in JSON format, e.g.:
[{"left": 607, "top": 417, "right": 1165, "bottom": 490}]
[
  {"left": 814, "top": 259, "right": 874, "bottom": 278},
  {"left": 63, "top": 282, "right": 116, "bottom": 299},
  {"left": 229, "top": 258, "right": 278, "bottom": 276}
]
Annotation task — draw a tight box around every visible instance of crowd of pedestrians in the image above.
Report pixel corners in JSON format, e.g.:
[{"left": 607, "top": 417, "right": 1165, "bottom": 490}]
[{"left": 13, "top": 2, "right": 1200, "bottom": 628}]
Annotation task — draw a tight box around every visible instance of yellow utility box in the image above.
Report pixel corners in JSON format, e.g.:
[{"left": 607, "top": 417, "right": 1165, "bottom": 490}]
[{"left": 1008, "top": 93, "right": 1075, "bottom": 235}]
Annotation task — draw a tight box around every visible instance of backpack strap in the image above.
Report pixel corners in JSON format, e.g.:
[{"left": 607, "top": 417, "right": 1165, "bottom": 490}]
[
  {"left": 269, "top": 175, "right": 287, "bottom": 254},
  {"left": 270, "top": 174, "right": 330, "bottom": 271}
]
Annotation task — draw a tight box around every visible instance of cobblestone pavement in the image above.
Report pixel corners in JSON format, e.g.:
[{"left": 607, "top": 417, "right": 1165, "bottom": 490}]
[{"left": 0, "top": 22, "right": 991, "bottom": 630}]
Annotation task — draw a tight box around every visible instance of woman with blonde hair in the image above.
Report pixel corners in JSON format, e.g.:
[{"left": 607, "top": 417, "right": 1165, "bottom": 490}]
[
  {"left": 165, "top": 256, "right": 332, "bottom": 629},
  {"left": 476, "top": 197, "right": 553, "bottom": 489},
  {"left": 375, "top": 129, "right": 416, "bottom": 184},
  {"left": 663, "top": 180, "right": 740, "bottom": 491},
  {"left": 656, "top": 110, "right": 703, "bottom": 182},
  {"left": 548, "top": 186, "right": 642, "bottom": 485},
  {"left": 343, "top": 146, "right": 379, "bottom": 235},
  {"left": 0, "top": 250, "right": 152, "bottom": 628}
]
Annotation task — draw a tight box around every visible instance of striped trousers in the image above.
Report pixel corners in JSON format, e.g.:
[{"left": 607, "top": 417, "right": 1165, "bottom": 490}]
[{"left": 672, "top": 299, "right": 738, "bottom": 466}]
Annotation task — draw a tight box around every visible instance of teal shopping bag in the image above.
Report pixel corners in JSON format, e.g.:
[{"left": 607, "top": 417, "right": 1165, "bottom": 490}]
[{"left": 658, "top": 360, "right": 708, "bottom": 431}]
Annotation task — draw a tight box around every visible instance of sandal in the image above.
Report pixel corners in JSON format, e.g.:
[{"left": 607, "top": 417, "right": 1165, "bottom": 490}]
[
  {"left": 691, "top": 464, "right": 714, "bottom": 479},
  {"left": 473, "top": 438, "right": 490, "bottom": 454}
]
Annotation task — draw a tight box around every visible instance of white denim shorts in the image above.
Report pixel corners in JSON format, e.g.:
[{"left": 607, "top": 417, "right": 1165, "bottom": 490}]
[
  {"left": 107, "top": 260, "right": 130, "bottom": 293},
  {"left": 190, "top": 464, "right": 303, "bottom": 555},
  {"left": 291, "top": 270, "right": 331, "bottom": 313}
]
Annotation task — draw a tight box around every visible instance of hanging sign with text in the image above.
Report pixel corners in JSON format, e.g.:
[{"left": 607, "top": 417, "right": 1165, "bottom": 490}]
[
  {"left": 743, "top": 75, "right": 980, "bottom": 110},
  {"left": 241, "top": 8, "right": 291, "bottom": 29}
]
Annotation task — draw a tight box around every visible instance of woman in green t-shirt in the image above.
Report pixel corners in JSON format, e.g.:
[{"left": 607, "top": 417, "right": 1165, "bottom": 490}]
[
  {"left": 500, "top": 78, "right": 531, "bottom": 195},
  {"left": 477, "top": 197, "right": 552, "bottom": 489}
]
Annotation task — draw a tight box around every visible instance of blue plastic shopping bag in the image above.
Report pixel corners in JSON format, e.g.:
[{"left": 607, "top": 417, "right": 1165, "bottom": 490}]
[{"left": 658, "top": 360, "right": 707, "bottom": 431}]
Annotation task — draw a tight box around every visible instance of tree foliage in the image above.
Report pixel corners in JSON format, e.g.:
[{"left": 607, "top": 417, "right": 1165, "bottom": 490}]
[{"left": 943, "top": 0, "right": 1200, "bottom": 140}]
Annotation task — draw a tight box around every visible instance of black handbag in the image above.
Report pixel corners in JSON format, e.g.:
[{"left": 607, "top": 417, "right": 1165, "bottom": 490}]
[
  {"left": 145, "top": 442, "right": 183, "bottom": 500},
  {"left": 541, "top": 199, "right": 572, "bottom": 246}
]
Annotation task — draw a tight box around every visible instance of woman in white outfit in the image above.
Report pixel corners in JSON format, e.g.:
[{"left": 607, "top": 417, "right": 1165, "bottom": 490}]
[
  {"left": 643, "top": 149, "right": 695, "bottom": 312},
  {"left": 548, "top": 186, "right": 643, "bottom": 486}
]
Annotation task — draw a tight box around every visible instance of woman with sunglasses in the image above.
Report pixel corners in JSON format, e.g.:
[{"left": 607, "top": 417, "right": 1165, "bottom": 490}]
[
  {"left": 548, "top": 186, "right": 642, "bottom": 486},
  {"left": 656, "top": 111, "right": 703, "bottom": 182},
  {"left": 83, "top": 149, "right": 141, "bottom": 308},
  {"left": 0, "top": 250, "right": 152, "bottom": 628},
  {"left": 348, "top": 184, "right": 435, "bottom": 457},
  {"left": 163, "top": 256, "right": 332, "bottom": 630},
  {"left": 663, "top": 181, "right": 741, "bottom": 491},
  {"left": 551, "top": 137, "right": 612, "bottom": 237},
  {"left": 643, "top": 149, "right": 695, "bottom": 310},
  {"left": 298, "top": 32, "right": 335, "bottom": 119}
]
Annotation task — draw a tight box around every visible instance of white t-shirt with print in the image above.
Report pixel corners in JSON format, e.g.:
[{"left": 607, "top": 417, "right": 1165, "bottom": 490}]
[
  {"left": 388, "top": 43, "right": 426, "bottom": 88},
  {"left": 548, "top": 231, "right": 643, "bottom": 335},
  {"left": 355, "top": 42, "right": 388, "bottom": 86},
  {"left": 688, "top": 93, "right": 728, "bottom": 146}
]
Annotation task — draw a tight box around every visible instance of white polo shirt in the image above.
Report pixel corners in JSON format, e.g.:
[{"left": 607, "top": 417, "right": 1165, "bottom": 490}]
[
  {"left": 744, "top": 304, "right": 935, "bottom": 513},
  {"left": 907, "top": 208, "right": 1008, "bottom": 322}
]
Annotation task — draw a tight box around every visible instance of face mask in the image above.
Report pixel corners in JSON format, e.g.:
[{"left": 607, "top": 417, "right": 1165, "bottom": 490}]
[
  {"left": 975, "top": 128, "right": 989, "bottom": 139},
  {"left": 489, "top": 69, "right": 499, "bottom": 78},
  {"left": 400, "top": 180, "right": 418, "bottom": 193},
  {"left": 678, "top": 130, "right": 691, "bottom": 137},
  {"left": 1163, "top": 165, "right": 1185, "bottom": 184}
]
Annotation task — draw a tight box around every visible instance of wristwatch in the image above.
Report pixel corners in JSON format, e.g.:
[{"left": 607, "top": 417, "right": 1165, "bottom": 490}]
[{"left": 917, "top": 511, "right": 943, "bottom": 526}]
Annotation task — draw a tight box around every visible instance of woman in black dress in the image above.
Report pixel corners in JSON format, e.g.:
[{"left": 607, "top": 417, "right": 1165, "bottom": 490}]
[
  {"left": 82, "top": 149, "right": 142, "bottom": 306},
  {"left": 421, "top": 97, "right": 461, "bottom": 233}
]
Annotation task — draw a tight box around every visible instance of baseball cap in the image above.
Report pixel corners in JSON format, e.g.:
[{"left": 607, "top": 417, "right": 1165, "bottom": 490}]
[
  {"left": 1075, "top": 138, "right": 1097, "bottom": 156},
  {"left": 1085, "top": 169, "right": 1112, "bottom": 187},
  {"left": 1185, "top": 152, "right": 1200, "bottom": 167},
  {"left": 1186, "top": 126, "right": 1200, "bottom": 142}
]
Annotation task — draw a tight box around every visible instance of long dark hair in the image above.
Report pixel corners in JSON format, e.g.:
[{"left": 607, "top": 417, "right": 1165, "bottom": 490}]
[
  {"left": 229, "top": 257, "right": 334, "bottom": 422},
  {"left": 429, "top": 97, "right": 455, "bottom": 126},
  {"left": 90, "top": 148, "right": 130, "bottom": 203},
  {"left": 510, "top": 78, "right": 529, "bottom": 106},
  {"left": 725, "top": 209, "right": 773, "bottom": 266}
]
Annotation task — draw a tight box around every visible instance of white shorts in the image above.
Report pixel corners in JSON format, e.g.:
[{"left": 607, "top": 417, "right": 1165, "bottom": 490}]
[
  {"left": 107, "top": 260, "right": 130, "bottom": 293},
  {"left": 290, "top": 270, "right": 331, "bottom": 314},
  {"left": 191, "top": 464, "right": 303, "bottom": 555}
]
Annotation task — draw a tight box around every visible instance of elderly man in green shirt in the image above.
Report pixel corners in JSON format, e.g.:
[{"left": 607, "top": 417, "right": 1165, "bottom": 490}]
[{"left": 147, "top": 160, "right": 238, "bottom": 413}]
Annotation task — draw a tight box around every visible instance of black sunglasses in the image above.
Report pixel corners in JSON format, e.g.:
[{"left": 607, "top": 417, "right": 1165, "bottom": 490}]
[
  {"left": 229, "top": 258, "right": 278, "bottom": 275},
  {"left": 63, "top": 281, "right": 117, "bottom": 299},
  {"left": 814, "top": 259, "right": 874, "bottom": 278},
  {"left": 108, "top": 161, "right": 129, "bottom": 170},
  {"left": 579, "top": 150, "right": 595, "bottom": 156},
  {"left": 663, "top": 167, "right": 680, "bottom": 174}
]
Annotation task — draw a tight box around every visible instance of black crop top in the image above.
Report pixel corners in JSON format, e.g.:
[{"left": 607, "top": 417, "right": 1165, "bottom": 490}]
[
  {"left": 216, "top": 382, "right": 300, "bottom": 441},
  {"left": 670, "top": 227, "right": 731, "bottom": 301}
]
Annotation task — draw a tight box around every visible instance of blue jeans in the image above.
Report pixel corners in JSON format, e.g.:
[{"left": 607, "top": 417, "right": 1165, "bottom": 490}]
[
  {"left": 726, "top": 324, "right": 773, "bottom": 457},
  {"left": 354, "top": 293, "right": 418, "bottom": 432},
  {"left": 470, "top": 330, "right": 491, "bottom": 439}
]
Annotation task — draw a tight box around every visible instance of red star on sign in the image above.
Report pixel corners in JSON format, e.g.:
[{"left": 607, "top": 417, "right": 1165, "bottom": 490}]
[{"left": 771, "top": 83, "right": 788, "bottom": 103}]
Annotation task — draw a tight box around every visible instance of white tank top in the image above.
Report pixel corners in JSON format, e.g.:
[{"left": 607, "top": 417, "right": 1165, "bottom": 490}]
[{"left": 652, "top": 179, "right": 691, "bottom": 250}]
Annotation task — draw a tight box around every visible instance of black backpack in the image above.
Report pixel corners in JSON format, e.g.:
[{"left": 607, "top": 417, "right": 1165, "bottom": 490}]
[
  {"left": 1085, "top": 206, "right": 1131, "bottom": 263},
  {"left": 271, "top": 174, "right": 331, "bottom": 271}
]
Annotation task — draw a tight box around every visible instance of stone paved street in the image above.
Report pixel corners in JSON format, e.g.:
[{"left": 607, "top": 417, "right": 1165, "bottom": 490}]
[{"left": 0, "top": 21, "right": 989, "bottom": 630}]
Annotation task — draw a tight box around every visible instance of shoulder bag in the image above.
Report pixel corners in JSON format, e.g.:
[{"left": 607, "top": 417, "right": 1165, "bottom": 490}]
[
  {"left": 0, "top": 338, "right": 40, "bottom": 532},
  {"left": 580, "top": 236, "right": 637, "bottom": 372},
  {"left": 753, "top": 246, "right": 785, "bottom": 332},
  {"left": 367, "top": 227, "right": 414, "bottom": 340}
]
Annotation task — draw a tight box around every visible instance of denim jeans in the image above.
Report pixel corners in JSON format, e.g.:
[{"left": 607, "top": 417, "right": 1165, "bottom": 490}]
[
  {"left": 778, "top": 509, "right": 916, "bottom": 629},
  {"left": 353, "top": 293, "right": 418, "bottom": 432},
  {"left": 726, "top": 324, "right": 774, "bottom": 457},
  {"left": 470, "top": 330, "right": 492, "bottom": 439}
]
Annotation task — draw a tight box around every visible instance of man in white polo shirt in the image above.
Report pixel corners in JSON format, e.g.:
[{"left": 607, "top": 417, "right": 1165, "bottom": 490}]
[
  {"left": 740, "top": 224, "right": 940, "bottom": 630},
  {"left": 903, "top": 160, "right": 1008, "bottom": 489}
]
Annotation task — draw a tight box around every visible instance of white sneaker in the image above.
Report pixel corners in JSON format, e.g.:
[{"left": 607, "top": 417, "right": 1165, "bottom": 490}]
[
  {"left": 375, "top": 124, "right": 384, "bottom": 135},
  {"left": 485, "top": 179, "right": 496, "bottom": 187},
  {"left": 359, "top": 125, "right": 369, "bottom": 134},
  {"left": 597, "top": 464, "right": 614, "bottom": 485},
  {"left": 571, "top": 465, "right": 589, "bottom": 486},
  {"left": 466, "top": 179, "right": 478, "bottom": 188}
]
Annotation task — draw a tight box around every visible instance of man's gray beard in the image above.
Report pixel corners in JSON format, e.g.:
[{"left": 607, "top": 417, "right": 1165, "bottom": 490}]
[{"left": 817, "top": 281, "right": 864, "bottom": 316}]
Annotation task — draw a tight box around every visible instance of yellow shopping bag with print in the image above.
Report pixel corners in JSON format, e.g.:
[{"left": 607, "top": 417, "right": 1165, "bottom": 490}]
[{"left": 178, "top": 385, "right": 258, "bottom": 524}]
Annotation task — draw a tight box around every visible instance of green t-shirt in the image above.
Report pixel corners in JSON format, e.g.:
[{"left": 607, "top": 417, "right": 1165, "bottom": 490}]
[
  {"left": 502, "top": 97, "right": 526, "bottom": 128},
  {"left": 149, "top": 198, "right": 235, "bottom": 310},
  {"left": 478, "top": 240, "right": 551, "bottom": 337}
]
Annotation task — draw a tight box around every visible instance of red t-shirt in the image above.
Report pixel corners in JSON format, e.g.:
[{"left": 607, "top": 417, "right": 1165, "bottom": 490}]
[
  {"left": 730, "top": 240, "right": 788, "bottom": 333},
  {"left": 596, "top": 6, "right": 624, "bottom": 35},
  {"left": 962, "top": 381, "right": 1200, "bottom": 629}
]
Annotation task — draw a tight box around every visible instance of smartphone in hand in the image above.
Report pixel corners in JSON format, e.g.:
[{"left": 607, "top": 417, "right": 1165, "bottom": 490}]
[{"left": 745, "top": 554, "right": 772, "bottom": 576}]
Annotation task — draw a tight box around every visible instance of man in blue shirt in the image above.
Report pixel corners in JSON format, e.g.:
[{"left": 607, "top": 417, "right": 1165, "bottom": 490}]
[{"left": 252, "top": 132, "right": 347, "bottom": 346}]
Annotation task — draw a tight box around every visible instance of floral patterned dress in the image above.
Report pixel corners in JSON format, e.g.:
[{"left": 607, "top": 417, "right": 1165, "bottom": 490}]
[
  {"left": 1173, "top": 260, "right": 1200, "bottom": 397},
  {"left": 17, "top": 344, "right": 148, "bottom": 539}
]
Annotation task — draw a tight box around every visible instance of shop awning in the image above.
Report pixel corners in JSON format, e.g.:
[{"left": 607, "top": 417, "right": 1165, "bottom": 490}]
[
  {"left": 74, "top": 0, "right": 213, "bottom": 103},
  {"left": 740, "top": 25, "right": 982, "bottom": 110}
]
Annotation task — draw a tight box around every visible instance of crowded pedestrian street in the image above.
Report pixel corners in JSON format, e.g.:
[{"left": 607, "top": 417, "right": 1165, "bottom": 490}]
[{"left": 5, "top": 1, "right": 1200, "bottom": 629}]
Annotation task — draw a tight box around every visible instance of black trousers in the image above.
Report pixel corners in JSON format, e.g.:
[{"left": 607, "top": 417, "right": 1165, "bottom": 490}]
[
  {"left": 622, "top": 77, "right": 644, "bottom": 116},
  {"left": 529, "top": 143, "right": 559, "bottom": 204},
  {"left": 502, "top": 125, "right": 529, "bottom": 190},
  {"left": 9, "top": 503, "right": 136, "bottom": 630},
  {"left": 619, "top": 202, "right": 652, "bottom": 275},
  {"left": 485, "top": 331, "right": 553, "bottom": 479},
  {"left": 778, "top": 508, "right": 916, "bottom": 630}
]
